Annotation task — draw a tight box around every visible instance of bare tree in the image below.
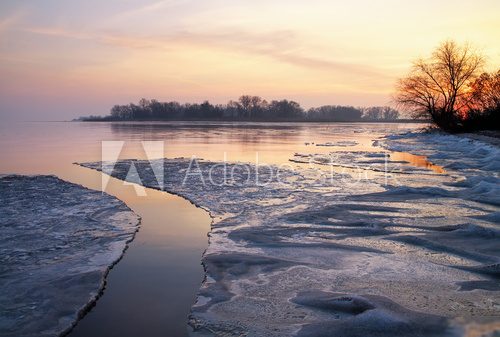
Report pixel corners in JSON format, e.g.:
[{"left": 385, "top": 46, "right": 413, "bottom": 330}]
[
  {"left": 468, "top": 70, "right": 500, "bottom": 112},
  {"left": 394, "top": 40, "right": 484, "bottom": 131}
]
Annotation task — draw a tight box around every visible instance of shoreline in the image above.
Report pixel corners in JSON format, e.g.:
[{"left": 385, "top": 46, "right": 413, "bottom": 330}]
[
  {"left": 3, "top": 122, "right": 498, "bottom": 336},
  {"left": 0, "top": 175, "right": 140, "bottom": 337},
  {"left": 67, "top": 167, "right": 211, "bottom": 337},
  {"left": 60, "top": 215, "right": 141, "bottom": 337},
  {"left": 462, "top": 131, "right": 500, "bottom": 147},
  {"left": 74, "top": 164, "right": 217, "bottom": 334},
  {"left": 75, "top": 119, "right": 427, "bottom": 124},
  {"left": 79, "top": 131, "right": 500, "bottom": 336}
]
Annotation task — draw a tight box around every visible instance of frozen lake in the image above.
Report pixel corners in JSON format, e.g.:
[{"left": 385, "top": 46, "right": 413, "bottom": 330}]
[{"left": 1, "top": 121, "right": 498, "bottom": 336}]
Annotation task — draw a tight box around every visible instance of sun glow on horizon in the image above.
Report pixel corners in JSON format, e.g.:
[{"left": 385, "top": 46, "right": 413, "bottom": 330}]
[{"left": 1, "top": 0, "right": 499, "bottom": 120}]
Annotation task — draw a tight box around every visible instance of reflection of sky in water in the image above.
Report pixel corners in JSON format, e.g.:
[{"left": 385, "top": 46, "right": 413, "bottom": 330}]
[
  {"left": 390, "top": 151, "right": 445, "bottom": 174},
  {"left": 0, "top": 121, "right": 422, "bottom": 337},
  {"left": 2, "top": 121, "right": 498, "bottom": 336},
  {"left": 0, "top": 121, "right": 425, "bottom": 175}
]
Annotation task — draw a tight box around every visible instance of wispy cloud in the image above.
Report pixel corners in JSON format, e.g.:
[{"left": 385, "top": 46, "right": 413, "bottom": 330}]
[
  {"left": 23, "top": 25, "right": 387, "bottom": 79},
  {"left": 109, "top": 0, "right": 192, "bottom": 22},
  {"left": 23, "top": 26, "right": 171, "bottom": 50},
  {"left": 163, "top": 30, "right": 389, "bottom": 79},
  {"left": 23, "top": 27, "right": 92, "bottom": 40},
  {"left": 0, "top": 11, "right": 25, "bottom": 36}
]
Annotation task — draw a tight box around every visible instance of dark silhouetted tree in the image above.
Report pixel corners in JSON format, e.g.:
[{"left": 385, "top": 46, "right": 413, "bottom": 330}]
[
  {"left": 82, "top": 97, "right": 403, "bottom": 123},
  {"left": 395, "top": 40, "right": 484, "bottom": 131},
  {"left": 362, "top": 106, "right": 399, "bottom": 121},
  {"left": 464, "top": 70, "right": 500, "bottom": 130},
  {"left": 307, "top": 105, "right": 362, "bottom": 121}
]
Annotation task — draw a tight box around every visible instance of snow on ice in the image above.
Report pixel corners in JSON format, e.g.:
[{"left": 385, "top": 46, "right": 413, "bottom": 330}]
[
  {"left": 80, "top": 130, "right": 500, "bottom": 337},
  {"left": 0, "top": 175, "right": 139, "bottom": 337}
]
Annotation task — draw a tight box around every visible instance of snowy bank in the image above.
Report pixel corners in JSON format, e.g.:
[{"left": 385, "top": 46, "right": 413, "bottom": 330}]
[
  {"left": 378, "top": 131, "right": 500, "bottom": 206},
  {"left": 82, "top": 134, "right": 500, "bottom": 337},
  {"left": 0, "top": 175, "right": 139, "bottom": 337}
]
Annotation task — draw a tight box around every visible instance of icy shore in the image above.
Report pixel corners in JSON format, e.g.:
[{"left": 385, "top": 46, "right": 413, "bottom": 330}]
[
  {"left": 0, "top": 175, "right": 140, "bottom": 337},
  {"left": 378, "top": 131, "right": 500, "bottom": 207},
  {"left": 81, "top": 130, "right": 500, "bottom": 337}
]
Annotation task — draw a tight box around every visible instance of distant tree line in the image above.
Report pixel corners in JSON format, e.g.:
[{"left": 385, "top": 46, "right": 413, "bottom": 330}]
[
  {"left": 80, "top": 96, "right": 402, "bottom": 122},
  {"left": 395, "top": 40, "right": 499, "bottom": 132}
]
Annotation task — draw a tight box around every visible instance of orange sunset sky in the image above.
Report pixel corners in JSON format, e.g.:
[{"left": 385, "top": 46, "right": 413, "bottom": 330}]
[{"left": 1, "top": 0, "right": 499, "bottom": 120}]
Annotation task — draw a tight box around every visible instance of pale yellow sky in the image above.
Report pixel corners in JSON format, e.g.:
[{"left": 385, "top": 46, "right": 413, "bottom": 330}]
[{"left": 0, "top": 0, "right": 499, "bottom": 120}]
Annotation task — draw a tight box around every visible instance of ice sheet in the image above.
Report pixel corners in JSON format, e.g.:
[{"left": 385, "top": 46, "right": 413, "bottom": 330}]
[
  {"left": 80, "top": 130, "right": 500, "bottom": 337},
  {"left": 0, "top": 175, "right": 140, "bottom": 337}
]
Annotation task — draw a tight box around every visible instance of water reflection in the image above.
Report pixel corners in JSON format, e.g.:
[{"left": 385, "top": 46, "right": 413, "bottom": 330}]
[
  {"left": 0, "top": 121, "right": 428, "bottom": 337},
  {"left": 390, "top": 151, "right": 446, "bottom": 174},
  {"left": 67, "top": 168, "right": 209, "bottom": 337}
]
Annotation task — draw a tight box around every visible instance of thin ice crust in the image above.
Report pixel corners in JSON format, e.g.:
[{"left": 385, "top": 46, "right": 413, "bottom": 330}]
[
  {"left": 81, "top": 131, "right": 500, "bottom": 337},
  {"left": 0, "top": 175, "right": 140, "bottom": 337}
]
